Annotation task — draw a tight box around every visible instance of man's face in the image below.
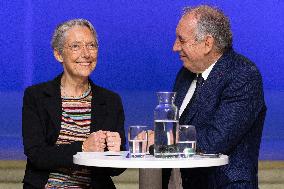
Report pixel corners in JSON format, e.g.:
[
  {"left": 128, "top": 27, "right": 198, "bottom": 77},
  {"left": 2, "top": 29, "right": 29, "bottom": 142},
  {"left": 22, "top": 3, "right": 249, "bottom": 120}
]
[
  {"left": 55, "top": 26, "right": 98, "bottom": 78},
  {"left": 173, "top": 14, "right": 207, "bottom": 73}
]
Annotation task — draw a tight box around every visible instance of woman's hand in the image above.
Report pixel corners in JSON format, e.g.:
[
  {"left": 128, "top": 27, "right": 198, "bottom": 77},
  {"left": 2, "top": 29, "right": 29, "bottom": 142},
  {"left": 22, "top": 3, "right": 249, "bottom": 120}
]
[
  {"left": 82, "top": 130, "right": 107, "bottom": 152},
  {"left": 106, "top": 131, "right": 121, "bottom": 152}
]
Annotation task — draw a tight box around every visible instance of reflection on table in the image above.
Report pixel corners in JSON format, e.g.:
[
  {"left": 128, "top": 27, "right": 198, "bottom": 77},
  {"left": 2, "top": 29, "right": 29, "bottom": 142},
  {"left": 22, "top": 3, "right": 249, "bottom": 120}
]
[
  {"left": 73, "top": 151, "right": 228, "bottom": 189},
  {"left": 73, "top": 151, "right": 228, "bottom": 168}
]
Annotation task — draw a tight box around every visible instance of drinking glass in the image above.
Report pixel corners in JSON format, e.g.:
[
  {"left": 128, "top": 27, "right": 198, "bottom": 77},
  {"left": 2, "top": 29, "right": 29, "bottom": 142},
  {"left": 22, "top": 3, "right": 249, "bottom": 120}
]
[
  {"left": 176, "top": 125, "right": 196, "bottom": 158},
  {"left": 128, "top": 125, "right": 148, "bottom": 158}
]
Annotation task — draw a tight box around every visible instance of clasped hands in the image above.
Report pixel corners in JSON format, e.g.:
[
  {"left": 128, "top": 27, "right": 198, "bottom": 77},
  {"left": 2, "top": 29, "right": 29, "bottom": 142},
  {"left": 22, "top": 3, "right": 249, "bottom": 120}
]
[{"left": 82, "top": 130, "right": 121, "bottom": 152}]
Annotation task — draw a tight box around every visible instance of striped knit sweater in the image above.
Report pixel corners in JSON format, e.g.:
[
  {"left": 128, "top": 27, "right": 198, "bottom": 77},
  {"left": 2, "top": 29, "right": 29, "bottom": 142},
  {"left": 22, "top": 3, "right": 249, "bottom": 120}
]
[{"left": 45, "top": 89, "right": 92, "bottom": 188}]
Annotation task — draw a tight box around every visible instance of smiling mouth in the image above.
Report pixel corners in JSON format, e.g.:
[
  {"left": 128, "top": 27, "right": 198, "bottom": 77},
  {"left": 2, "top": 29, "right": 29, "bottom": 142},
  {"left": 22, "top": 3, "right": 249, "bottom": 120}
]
[{"left": 76, "top": 62, "right": 92, "bottom": 65}]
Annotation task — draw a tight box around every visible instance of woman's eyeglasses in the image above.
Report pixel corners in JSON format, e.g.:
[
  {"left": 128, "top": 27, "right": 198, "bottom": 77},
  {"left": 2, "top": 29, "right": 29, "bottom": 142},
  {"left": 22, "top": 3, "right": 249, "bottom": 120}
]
[{"left": 65, "top": 41, "right": 98, "bottom": 52}]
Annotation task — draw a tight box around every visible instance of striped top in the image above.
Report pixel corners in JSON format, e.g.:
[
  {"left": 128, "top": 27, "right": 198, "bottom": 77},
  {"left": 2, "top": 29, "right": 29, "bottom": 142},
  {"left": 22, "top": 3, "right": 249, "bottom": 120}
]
[{"left": 45, "top": 89, "right": 92, "bottom": 189}]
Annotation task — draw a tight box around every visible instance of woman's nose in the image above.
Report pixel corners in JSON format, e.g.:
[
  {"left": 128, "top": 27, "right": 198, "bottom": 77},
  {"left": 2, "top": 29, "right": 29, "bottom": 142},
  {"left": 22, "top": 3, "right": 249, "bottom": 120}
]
[{"left": 81, "top": 45, "right": 90, "bottom": 58}]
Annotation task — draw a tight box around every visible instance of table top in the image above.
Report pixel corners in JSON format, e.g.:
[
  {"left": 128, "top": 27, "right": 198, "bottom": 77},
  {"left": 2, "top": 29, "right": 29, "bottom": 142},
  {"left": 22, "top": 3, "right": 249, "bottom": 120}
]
[{"left": 73, "top": 151, "right": 229, "bottom": 169}]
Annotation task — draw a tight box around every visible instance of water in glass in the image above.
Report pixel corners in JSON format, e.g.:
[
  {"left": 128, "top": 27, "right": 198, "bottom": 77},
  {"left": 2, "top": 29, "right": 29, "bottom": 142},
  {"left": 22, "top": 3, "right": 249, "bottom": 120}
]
[
  {"left": 177, "top": 125, "right": 196, "bottom": 158},
  {"left": 128, "top": 139, "right": 147, "bottom": 158},
  {"left": 154, "top": 120, "right": 179, "bottom": 158},
  {"left": 154, "top": 92, "right": 179, "bottom": 158},
  {"left": 128, "top": 125, "right": 148, "bottom": 158}
]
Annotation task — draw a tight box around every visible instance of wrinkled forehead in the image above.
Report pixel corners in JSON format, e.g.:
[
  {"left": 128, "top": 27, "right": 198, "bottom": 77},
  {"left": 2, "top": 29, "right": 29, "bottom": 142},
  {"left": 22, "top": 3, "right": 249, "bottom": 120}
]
[
  {"left": 176, "top": 13, "right": 198, "bottom": 36},
  {"left": 64, "top": 26, "right": 95, "bottom": 43}
]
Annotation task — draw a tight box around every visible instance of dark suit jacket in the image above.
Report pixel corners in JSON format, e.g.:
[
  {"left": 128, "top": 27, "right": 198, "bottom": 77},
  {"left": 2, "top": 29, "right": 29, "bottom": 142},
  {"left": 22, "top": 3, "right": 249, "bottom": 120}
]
[
  {"left": 22, "top": 74, "right": 126, "bottom": 189},
  {"left": 174, "top": 49, "right": 266, "bottom": 188}
]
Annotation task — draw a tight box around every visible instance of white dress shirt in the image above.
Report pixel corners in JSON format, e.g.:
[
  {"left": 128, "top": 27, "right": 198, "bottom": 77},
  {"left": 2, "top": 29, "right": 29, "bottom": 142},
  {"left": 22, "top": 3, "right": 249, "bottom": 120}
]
[
  {"left": 179, "top": 62, "right": 216, "bottom": 118},
  {"left": 169, "top": 62, "right": 217, "bottom": 189}
]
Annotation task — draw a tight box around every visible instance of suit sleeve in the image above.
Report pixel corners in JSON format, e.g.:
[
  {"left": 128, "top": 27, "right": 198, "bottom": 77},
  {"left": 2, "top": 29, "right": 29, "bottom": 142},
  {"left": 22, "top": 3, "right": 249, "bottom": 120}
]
[
  {"left": 117, "top": 96, "right": 126, "bottom": 152},
  {"left": 105, "top": 94, "right": 126, "bottom": 176},
  {"left": 22, "top": 87, "right": 82, "bottom": 170},
  {"left": 93, "top": 95, "right": 126, "bottom": 177},
  {"left": 197, "top": 67, "right": 266, "bottom": 154}
]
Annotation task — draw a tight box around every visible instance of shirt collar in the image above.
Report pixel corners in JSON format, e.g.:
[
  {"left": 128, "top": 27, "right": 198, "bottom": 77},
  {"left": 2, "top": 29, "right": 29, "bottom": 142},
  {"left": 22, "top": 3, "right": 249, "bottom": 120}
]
[{"left": 201, "top": 61, "right": 217, "bottom": 80}]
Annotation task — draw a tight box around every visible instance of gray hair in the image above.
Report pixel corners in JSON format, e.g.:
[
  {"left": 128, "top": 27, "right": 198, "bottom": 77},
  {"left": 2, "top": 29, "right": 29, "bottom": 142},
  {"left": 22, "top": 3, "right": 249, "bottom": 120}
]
[
  {"left": 183, "top": 5, "right": 233, "bottom": 53},
  {"left": 51, "top": 18, "right": 98, "bottom": 54}
]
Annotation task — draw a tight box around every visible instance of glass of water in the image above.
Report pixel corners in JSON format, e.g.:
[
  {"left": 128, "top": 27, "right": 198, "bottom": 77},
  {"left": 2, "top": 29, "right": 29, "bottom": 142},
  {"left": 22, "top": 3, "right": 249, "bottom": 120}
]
[
  {"left": 176, "top": 125, "right": 196, "bottom": 158},
  {"left": 128, "top": 125, "right": 148, "bottom": 158}
]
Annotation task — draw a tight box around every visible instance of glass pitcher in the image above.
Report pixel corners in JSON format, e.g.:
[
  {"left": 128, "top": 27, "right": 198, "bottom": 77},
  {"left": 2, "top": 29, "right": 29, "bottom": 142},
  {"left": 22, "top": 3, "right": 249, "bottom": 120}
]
[{"left": 154, "top": 92, "right": 179, "bottom": 158}]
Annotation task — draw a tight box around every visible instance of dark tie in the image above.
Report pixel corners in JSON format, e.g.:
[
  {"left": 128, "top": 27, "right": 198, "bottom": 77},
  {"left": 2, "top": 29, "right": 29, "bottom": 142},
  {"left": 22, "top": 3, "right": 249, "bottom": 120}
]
[{"left": 179, "top": 74, "right": 204, "bottom": 124}]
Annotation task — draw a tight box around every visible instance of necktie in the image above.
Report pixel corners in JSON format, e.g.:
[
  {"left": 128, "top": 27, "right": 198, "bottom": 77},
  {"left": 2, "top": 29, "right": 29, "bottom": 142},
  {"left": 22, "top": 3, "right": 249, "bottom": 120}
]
[{"left": 179, "top": 74, "right": 204, "bottom": 124}]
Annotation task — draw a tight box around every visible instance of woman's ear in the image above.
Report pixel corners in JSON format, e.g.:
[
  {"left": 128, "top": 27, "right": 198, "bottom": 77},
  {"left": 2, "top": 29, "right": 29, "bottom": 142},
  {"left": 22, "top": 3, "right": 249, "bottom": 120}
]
[{"left": 54, "top": 50, "right": 63, "bottom": 63}]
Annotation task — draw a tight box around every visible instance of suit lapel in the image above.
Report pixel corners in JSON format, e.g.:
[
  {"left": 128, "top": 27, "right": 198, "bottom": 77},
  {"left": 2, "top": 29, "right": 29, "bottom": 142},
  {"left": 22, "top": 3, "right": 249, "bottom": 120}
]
[
  {"left": 198, "top": 50, "right": 230, "bottom": 104},
  {"left": 43, "top": 96, "right": 62, "bottom": 134},
  {"left": 199, "top": 66, "right": 225, "bottom": 102},
  {"left": 181, "top": 51, "right": 230, "bottom": 124},
  {"left": 42, "top": 75, "right": 62, "bottom": 134},
  {"left": 90, "top": 81, "right": 108, "bottom": 132},
  {"left": 184, "top": 73, "right": 223, "bottom": 123},
  {"left": 174, "top": 68, "right": 195, "bottom": 109}
]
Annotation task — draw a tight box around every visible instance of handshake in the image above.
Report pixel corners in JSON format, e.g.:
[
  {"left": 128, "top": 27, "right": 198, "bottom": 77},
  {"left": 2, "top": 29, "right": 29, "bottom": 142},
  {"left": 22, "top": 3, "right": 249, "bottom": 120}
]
[{"left": 82, "top": 130, "right": 121, "bottom": 152}]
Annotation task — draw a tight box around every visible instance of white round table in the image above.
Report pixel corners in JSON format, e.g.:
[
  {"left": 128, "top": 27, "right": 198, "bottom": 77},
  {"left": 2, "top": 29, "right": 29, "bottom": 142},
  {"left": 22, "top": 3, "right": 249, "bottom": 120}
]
[
  {"left": 74, "top": 151, "right": 228, "bottom": 168},
  {"left": 73, "top": 151, "right": 228, "bottom": 189}
]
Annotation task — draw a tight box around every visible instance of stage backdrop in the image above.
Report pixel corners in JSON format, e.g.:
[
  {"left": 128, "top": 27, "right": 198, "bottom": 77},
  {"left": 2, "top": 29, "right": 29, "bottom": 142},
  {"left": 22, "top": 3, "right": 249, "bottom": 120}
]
[{"left": 0, "top": 0, "right": 283, "bottom": 159}]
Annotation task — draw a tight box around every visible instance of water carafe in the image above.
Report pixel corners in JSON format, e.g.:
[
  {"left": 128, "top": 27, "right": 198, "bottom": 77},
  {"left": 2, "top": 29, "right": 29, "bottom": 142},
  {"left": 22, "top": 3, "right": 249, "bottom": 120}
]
[{"left": 154, "top": 92, "right": 178, "bottom": 158}]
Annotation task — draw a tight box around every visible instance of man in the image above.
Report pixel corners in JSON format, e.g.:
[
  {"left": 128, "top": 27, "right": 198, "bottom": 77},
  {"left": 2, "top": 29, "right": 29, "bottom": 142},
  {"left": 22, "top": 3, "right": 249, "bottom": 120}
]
[{"left": 166, "top": 5, "right": 266, "bottom": 189}]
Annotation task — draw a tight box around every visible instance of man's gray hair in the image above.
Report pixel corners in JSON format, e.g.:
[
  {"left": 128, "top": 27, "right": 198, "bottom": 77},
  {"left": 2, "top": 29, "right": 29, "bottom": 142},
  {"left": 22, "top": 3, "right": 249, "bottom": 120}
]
[
  {"left": 183, "top": 5, "right": 233, "bottom": 53},
  {"left": 51, "top": 18, "right": 98, "bottom": 54}
]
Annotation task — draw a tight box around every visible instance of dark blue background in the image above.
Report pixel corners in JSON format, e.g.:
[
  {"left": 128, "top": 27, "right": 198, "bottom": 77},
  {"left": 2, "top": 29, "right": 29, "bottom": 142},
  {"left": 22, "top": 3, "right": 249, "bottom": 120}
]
[{"left": 0, "top": 0, "right": 283, "bottom": 159}]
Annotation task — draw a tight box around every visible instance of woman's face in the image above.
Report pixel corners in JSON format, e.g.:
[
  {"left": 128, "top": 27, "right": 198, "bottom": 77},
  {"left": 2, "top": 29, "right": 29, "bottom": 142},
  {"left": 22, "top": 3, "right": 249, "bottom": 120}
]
[{"left": 55, "top": 26, "right": 98, "bottom": 79}]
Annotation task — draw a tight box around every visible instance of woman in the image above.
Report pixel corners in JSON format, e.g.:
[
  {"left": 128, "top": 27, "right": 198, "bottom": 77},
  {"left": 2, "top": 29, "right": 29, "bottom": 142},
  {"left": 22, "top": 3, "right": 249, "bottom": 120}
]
[{"left": 22, "top": 19, "right": 125, "bottom": 189}]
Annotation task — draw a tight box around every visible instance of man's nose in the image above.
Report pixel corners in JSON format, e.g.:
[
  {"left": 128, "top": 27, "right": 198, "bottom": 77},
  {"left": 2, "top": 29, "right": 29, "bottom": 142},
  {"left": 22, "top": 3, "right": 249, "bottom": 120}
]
[{"left": 173, "top": 39, "right": 181, "bottom": 52}]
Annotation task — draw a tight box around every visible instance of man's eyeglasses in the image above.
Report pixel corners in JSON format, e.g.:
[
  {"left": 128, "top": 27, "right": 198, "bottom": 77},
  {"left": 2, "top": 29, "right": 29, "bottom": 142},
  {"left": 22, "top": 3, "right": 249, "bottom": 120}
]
[{"left": 65, "top": 41, "right": 98, "bottom": 52}]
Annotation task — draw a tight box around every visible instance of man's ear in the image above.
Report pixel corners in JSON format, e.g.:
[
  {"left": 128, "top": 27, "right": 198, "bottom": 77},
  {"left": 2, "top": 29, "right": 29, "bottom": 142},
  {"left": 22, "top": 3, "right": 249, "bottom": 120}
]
[
  {"left": 204, "top": 35, "right": 214, "bottom": 54},
  {"left": 54, "top": 50, "right": 63, "bottom": 63}
]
